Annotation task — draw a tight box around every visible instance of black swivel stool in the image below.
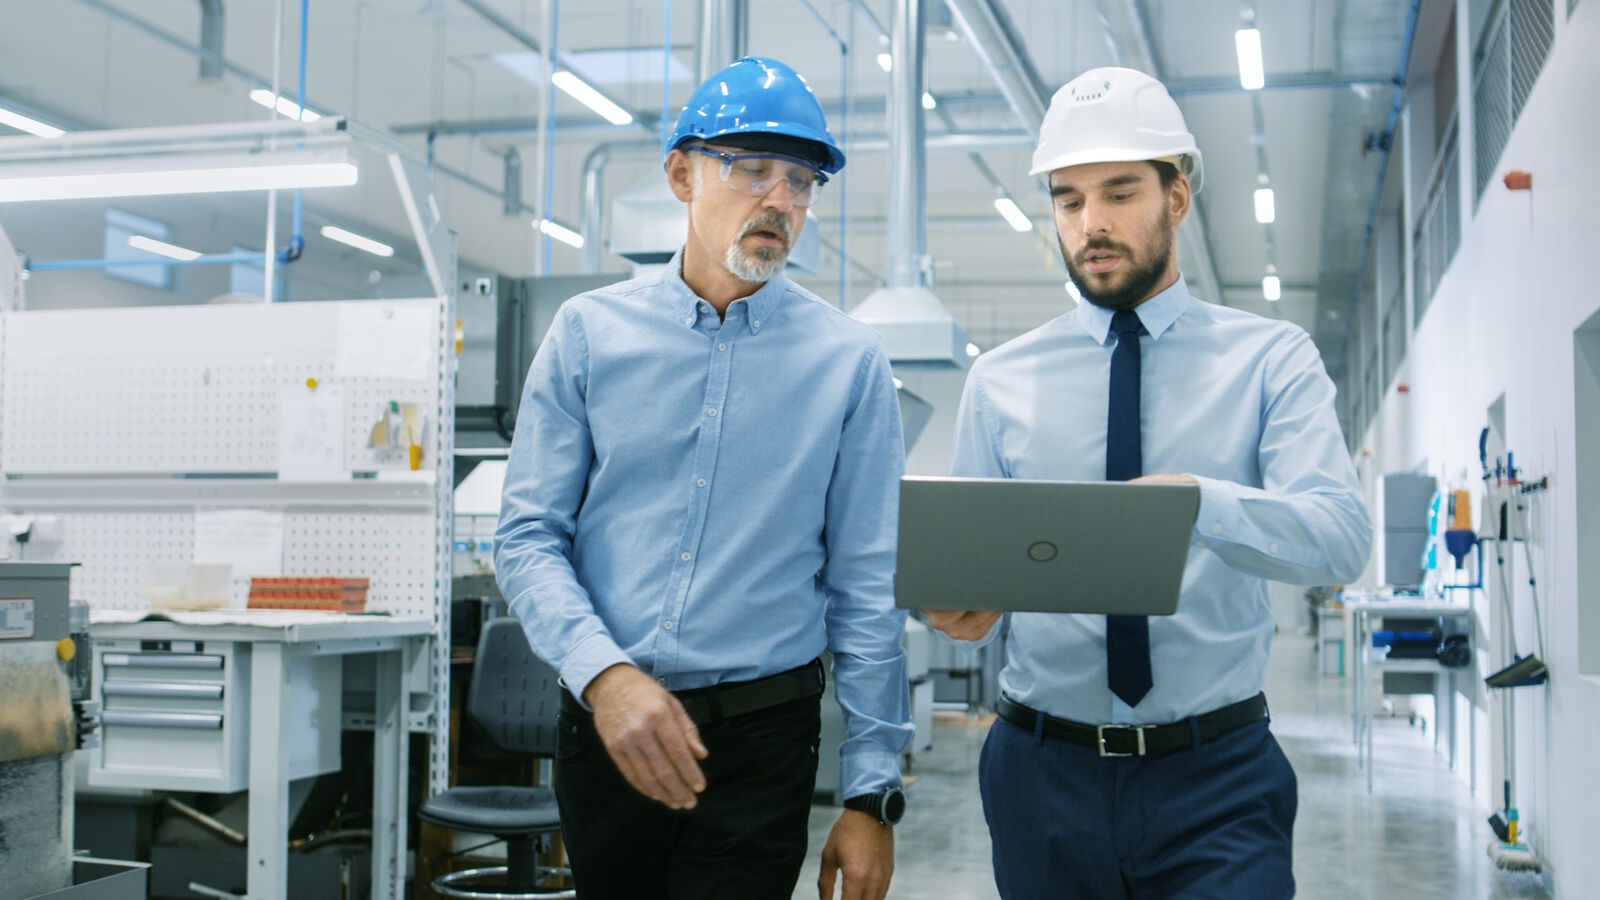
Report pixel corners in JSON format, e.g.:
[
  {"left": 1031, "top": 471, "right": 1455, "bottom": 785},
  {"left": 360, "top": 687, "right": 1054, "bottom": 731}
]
[{"left": 419, "top": 617, "right": 574, "bottom": 899}]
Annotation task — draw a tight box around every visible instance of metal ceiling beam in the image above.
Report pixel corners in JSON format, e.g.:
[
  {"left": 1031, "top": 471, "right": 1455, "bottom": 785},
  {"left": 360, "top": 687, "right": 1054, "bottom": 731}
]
[
  {"left": 1164, "top": 72, "right": 1400, "bottom": 96},
  {"left": 943, "top": 0, "right": 1050, "bottom": 133},
  {"left": 697, "top": 0, "right": 748, "bottom": 80}
]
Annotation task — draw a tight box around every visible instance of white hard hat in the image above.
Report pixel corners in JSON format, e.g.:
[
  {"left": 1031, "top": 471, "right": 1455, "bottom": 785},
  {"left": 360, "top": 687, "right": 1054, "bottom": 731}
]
[{"left": 1029, "top": 66, "right": 1203, "bottom": 195}]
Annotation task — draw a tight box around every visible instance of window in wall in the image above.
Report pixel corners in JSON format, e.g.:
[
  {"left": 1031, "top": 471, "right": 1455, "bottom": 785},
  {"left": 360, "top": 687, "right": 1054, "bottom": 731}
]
[
  {"left": 103, "top": 208, "right": 175, "bottom": 290},
  {"left": 1575, "top": 309, "right": 1600, "bottom": 675}
]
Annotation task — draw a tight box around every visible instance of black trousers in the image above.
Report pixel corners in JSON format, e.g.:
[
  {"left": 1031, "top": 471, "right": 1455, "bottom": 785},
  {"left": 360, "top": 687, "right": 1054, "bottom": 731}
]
[{"left": 552, "top": 693, "right": 822, "bottom": 900}]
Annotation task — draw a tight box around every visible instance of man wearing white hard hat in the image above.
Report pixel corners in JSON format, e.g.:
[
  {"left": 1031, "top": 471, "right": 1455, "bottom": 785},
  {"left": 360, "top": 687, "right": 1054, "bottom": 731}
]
[
  {"left": 497, "top": 57, "right": 910, "bottom": 899},
  {"left": 926, "top": 67, "right": 1371, "bottom": 897}
]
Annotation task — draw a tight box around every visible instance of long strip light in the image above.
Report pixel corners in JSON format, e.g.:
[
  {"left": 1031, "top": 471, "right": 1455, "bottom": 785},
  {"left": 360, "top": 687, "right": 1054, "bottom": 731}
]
[
  {"left": 0, "top": 155, "right": 358, "bottom": 203},
  {"left": 1262, "top": 274, "right": 1281, "bottom": 301},
  {"left": 249, "top": 89, "right": 321, "bottom": 122},
  {"left": 127, "top": 235, "right": 201, "bottom": 261},
  {"left": 993, "top": 196, "right": 1033, "bottom": 232},
  {"left": 1254, "top": 187, "right": 1276, "bottom": 223},
  {"left": 321, "top": 225, "right": 394, "bottom": 257},
  {"left": 0, "top": 105, "right": 65, "bottom": 139},
  {"left": 1235, "top": 29, "right": 1265, "bottom": 90},
  {"left": 537, "top": 218, "right": 584, "bottom": 248},
  {"left": 550, "top": 71, "right": 633, "bottom": 126}
]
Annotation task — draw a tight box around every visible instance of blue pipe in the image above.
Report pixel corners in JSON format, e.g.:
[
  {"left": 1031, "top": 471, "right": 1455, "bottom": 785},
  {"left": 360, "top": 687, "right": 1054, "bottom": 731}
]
[
  {"left": 279, "top": 0, "right": 309, "bottom": 268},
  {"left": 1335, "top": 0, "right": 1421, "bottom": 379},
  {"left": 26, "top": 252, "right": 265, "bottom": 272}
]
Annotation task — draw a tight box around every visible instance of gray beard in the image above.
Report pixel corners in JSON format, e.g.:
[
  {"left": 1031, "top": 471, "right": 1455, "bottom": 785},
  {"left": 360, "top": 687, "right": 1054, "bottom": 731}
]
[{"left": 725, "top": 214, "right": 793, "bottom": 282}]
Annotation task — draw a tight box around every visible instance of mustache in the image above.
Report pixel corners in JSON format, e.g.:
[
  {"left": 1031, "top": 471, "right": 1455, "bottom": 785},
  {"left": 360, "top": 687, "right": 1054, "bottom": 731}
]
[
  {"left": 1077, "top": 237, "right": 1132, "bottom": 264},
  {"left": 739, "top": 213, "right": 793, "bottom": 245}
]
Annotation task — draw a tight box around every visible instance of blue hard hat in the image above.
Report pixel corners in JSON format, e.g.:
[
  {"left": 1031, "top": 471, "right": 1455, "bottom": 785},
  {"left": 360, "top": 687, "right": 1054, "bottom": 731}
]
[{"left": 665, "top": 56, "right": 845, "bottom": 174}]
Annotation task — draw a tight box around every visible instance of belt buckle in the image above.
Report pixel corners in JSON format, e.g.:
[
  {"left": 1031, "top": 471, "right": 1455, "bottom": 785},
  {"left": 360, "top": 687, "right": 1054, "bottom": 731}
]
[{"left": 1096, "top": 724, "right": 1149, "bottom": 757}]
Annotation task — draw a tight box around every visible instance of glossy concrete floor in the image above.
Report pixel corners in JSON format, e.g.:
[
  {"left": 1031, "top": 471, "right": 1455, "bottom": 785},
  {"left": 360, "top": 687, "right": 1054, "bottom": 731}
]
[{"left": 794, "top": 632, "right": 1554, "bottom": 899}]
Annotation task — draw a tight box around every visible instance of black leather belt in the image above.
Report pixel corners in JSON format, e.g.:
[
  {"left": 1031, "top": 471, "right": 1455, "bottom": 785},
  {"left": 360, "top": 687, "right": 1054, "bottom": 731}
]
[
  {"left": 996, "top": 693, "right": 1269, "bottom": 757},
  {"left": 561, "top": 658, "right": 825, "bottom": 727}
]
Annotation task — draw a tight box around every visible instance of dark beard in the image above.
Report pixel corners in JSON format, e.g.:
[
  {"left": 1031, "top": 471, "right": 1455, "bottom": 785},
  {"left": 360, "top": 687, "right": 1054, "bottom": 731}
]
[{"left": 1061, "top": 222, "right": 1174, "bottom": 311}]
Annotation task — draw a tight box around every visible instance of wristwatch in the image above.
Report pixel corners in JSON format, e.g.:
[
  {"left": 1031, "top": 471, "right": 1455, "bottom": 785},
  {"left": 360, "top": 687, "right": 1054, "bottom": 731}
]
[{"left": 843, "top": 786, "right": 906, "bottom": 827}]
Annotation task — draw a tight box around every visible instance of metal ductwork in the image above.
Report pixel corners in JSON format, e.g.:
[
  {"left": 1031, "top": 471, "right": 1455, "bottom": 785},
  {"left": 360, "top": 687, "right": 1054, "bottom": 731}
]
[
  {"left": 852, "top": 0, "right": 970, "bottom": 369},
  {"left": 943, "top": 0, "right": 1049, "bottom": 133},
  {"left": 698, "top": 0, "right": 748, "bottom": 80},
  {"left": 197, "top": 0, "right": 224, "bottom": 83}
]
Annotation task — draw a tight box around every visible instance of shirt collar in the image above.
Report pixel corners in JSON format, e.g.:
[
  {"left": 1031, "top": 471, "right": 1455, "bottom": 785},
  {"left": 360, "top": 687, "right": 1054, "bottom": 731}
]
[
  {"left": 1075, "top": 275, "right": 1192, "bottom": 346},
  {"left": 663, "top": 248, "right": 788, "bottom": 334}
]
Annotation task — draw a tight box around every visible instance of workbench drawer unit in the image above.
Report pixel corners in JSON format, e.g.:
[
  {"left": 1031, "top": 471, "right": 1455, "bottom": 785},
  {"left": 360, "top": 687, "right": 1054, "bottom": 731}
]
[{"left": 88, "top": 639, "right": 341, "bottom": 792}]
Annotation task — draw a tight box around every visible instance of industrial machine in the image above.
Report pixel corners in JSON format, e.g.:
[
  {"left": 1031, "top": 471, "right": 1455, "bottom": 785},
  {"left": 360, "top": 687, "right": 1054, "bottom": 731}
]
[{"left": 0, "top": 561, "right": 147, "bottom": 898}]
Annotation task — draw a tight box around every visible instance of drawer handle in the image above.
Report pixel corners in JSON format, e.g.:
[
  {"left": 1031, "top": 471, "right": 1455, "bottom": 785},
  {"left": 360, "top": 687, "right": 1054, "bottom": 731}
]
[
  {"left": 103, "top": 682, "right": 224, "bottom": 700},
  {"left": 102, "top": 711, "right": 223, "bottom": 730},
  {"left": 103, "top": 654, "right": 224, "bottom": 670}
]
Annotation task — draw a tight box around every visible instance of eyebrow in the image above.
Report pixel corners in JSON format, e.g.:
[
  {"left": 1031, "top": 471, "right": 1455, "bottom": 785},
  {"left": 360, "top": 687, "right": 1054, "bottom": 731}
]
[{"left": 1050, "top": 173, "right": 1146, "bottom": 197}]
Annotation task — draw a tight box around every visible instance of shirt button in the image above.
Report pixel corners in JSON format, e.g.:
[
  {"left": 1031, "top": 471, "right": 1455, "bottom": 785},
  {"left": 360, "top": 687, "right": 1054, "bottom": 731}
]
[
  {"left": 1269, "top": 543, "right": 1280, "bottom": 554},
  {"left": 657, "top": 676, "right": 667, "bottom": 685},
  {"left": 683, "top": 317, "right": 693, "bottom": 325},
  {"left": 681, "top": 551, "right": 692, "bottom": 561},
  {"left": 663, "top": 620, "right": 675, "bottom": 631},
  {"left": 718, "top": 342, "right": 727, "bottom": 351},
  {"left": 706, "top": 408, "right": 718, "bottom": 417},
  {"left": 1211, "top": 523, "right": 1223, "bottom": 534},
  {"left": 697, "top": 478, "right": 707, "bottom": 488},
  {"left": 752, "top": 319, "right": 761, "bottom": 328}
]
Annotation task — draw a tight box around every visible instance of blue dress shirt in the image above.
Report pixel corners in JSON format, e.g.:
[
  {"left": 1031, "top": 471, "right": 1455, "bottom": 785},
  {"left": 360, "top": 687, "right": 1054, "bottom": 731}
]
[
  {"left": 951, "top": 278, "right": 1371, "bottom": 725},
  {"left": 495, "top": 252, "right": 912, "bottom": 798}
]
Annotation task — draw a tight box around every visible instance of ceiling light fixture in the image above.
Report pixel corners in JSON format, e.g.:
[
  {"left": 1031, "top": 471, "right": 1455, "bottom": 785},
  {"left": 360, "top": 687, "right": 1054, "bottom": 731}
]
[
  {"left": 993, "top": 196, "right": 1033, "bottom": 232},
  {"left": 551, "top": 71, "right": 633, "bottom": 126},
  {"left": 537, "top": 218, "right": 584, "bottom": 249},
  {"left": 127, "top": 235, "right": 201, "bottom": 261},
  {"left": 965, "top": 342, "right": 981, "bottom": 358},
  {"left": 0, "top": 105, "right": 65, "bottom": 139},
  {"left": 1262, "top": 274, "right": 1281, "bottom": 301},
  {"left": 1254, "top": 187, "right": 1276, "bottom": 223},
  {"left": 922, "top": 92, "right": 937, "bottom": 110},
  {"left": 249, "top": 88, "right": 321, "bottom": 122},
  {"left": 1235, "top": 28, "right": 1265, "bottom": 90},
  {"left": 321, "top": 225, "right": 394, "bottom": 257},
  {"left": 876, "top": 53, "right": 893, "bottom": 73}
]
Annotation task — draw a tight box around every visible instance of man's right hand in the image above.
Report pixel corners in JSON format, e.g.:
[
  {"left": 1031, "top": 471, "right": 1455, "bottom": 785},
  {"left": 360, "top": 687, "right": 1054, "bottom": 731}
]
[
  {"left": 582, "top": 663, "right": 709, "bottom": 809},
  {"left": 923, "top": 609, "right": 1003, "bottom": 642}
]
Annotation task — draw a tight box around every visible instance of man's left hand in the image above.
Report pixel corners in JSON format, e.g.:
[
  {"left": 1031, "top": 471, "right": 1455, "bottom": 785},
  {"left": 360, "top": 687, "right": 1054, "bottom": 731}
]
[{"left": 817, "top": 808, "right": 894, "bottom": 900}]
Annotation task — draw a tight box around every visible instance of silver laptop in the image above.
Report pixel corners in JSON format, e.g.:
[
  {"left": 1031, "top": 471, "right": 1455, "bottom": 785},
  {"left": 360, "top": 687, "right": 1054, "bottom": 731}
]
[{"left": 895, "top": 476, "right": 1201, "bottom": 615}]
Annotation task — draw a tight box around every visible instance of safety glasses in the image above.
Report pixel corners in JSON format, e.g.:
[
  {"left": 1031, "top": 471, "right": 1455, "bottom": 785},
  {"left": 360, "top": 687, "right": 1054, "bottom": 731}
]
[{"left": 691, "top": 146, "right": 828, "bottom": 207}]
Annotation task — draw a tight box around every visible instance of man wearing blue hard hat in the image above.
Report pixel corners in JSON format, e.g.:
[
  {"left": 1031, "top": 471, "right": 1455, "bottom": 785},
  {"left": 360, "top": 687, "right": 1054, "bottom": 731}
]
[{"left": 496, "top": 56, "right": 911, "bottom": 900}]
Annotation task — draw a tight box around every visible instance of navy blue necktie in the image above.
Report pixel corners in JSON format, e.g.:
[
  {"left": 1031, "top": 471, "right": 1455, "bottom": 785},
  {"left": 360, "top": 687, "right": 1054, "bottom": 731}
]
[{"left": 1106, "top": 309, "right": 1152, "bottom": 707}]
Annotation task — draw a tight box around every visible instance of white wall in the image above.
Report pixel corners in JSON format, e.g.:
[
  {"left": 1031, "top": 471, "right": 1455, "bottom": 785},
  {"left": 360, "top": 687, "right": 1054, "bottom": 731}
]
[{"left": 1361, "top": 1, "right": 1600, "bottom": 888}]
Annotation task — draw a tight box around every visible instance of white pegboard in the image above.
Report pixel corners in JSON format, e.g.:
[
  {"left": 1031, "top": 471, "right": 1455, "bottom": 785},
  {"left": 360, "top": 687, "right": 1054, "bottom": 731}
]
[
  {"left": 0, "top": 300, "right": 440, "bottom": 475},
  {"left": 48, "top": 511, "right": 436, "bottom": 615}
]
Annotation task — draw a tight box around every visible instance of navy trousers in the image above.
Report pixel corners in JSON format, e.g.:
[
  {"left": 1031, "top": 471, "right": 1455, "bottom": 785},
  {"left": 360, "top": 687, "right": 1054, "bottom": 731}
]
[{"left": 979, "top": 712, "right": 1297, "bottom": 899}]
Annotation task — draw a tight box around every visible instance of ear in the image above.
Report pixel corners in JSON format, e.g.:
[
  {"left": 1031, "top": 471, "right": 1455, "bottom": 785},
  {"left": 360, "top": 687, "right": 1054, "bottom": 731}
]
[
  {"left": 665, "top": 149, "right": 696, "bottom": 203},
  {"left": 1167, "top": 175, "right": 1192, "bottom": 227}
]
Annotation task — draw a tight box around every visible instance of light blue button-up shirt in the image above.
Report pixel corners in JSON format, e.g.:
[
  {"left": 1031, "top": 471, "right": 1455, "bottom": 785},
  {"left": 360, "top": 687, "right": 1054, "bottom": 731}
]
[
  {"left": 951, "top": 277, "right": 1371, "bottom": 725},
  {"left": 495, "top": 252, "right": 911, "bottom": 797}
]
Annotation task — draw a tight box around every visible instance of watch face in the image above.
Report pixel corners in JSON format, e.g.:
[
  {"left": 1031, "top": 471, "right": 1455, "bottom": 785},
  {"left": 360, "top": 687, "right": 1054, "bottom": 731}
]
[{"left": 883, "top": 788, "right": 906, "bottom": 825}]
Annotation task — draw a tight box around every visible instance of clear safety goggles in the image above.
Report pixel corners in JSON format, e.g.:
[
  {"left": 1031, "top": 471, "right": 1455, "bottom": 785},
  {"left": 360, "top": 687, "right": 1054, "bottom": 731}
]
[{"left": 692, "top": 146, "right": 829, "bottom": 207}]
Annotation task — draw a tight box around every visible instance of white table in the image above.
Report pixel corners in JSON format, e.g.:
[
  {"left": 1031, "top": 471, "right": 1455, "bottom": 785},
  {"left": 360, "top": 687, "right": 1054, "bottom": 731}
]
[
  {"left": 1343, "top": 595, "right": 1473, "bottom": 794},
  {"left": 90, "top": 612, "right": 432, "bottom": 900}
]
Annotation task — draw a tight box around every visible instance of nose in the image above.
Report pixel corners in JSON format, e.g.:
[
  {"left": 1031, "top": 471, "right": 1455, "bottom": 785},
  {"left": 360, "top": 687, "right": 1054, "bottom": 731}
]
[
  {"left": 1079, "top": 197, "right": 1111, "bottom": 238},
  {"left": 760, "top": 178, "right": 797, "bottom": 212}
]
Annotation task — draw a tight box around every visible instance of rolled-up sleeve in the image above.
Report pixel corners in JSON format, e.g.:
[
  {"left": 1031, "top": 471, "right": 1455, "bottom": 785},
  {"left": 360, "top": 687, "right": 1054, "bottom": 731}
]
[
  {"left": 494, "top": 305, "right": 630, "bottom": 703},
  {"left": 820, "top": 345, "right": 913, "bottom": 799},
  {"left": 1189, "top": 329, "right": 1372, "bottom": 585}
]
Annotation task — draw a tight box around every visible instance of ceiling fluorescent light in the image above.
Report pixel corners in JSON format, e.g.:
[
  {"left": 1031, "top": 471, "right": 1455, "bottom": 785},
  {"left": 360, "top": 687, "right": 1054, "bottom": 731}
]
[
  {"left": 551, "top": 71, "right": 633, "bottom": 126},
  {"left": 537, "top": 218, "right": 584, "bottom": 249},
  {"left": 922, "top": 92, "right": 937, "bottom": 110},
  {"left": 1262, "top": 274, "right": 1281, "bottom": 301},
  {"left": 1254, "top": 187, "right": 1276, "bottom": 223},
  {"left": 249, "top": 88, "right": 321, "bottom": 122},
  {"left": 965, "top": 342, "right": 981, "bottom": 358},
  {"left": 127, "top": 235, "right": 201, "bottom": 261},
  {"left": 321, "top": 225, "right": 394, "bottom": 257},
  {"left": 1235, "top": 29, "right": 1265, "bottom": 90},
  {"left": 0, "top": 148, "right": 358, "bottom": 203},
  {"left": 993, "top": 196, "right": 1033, "bottom": 232},
  {"left": 0, "top": 106, "right": 65, "bottom": 139},
  {"left": 876, "top": 53, "right": 893, "bottom": 72}
]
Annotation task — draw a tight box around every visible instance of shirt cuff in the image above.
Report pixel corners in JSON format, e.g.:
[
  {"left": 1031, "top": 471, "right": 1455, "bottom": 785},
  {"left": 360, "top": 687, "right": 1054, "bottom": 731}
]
[
  {"left": 839, "top": 749, "right": 904, "bottom": 801},
  {"left": 558, "top": 631, "right": 632, "bottom": 710},
  {"left": 1190, "top": 474, "right": 1244, "bottom": 547}
]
